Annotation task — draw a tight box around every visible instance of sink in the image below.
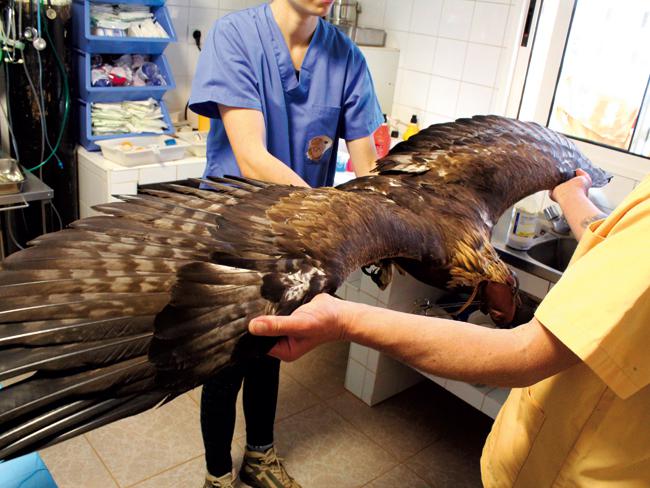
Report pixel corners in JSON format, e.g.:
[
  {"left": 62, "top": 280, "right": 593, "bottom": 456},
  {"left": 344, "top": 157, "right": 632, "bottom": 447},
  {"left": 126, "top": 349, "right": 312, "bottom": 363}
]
[{"left": 526, "top": 237, "right": 578, "bottom": 272}]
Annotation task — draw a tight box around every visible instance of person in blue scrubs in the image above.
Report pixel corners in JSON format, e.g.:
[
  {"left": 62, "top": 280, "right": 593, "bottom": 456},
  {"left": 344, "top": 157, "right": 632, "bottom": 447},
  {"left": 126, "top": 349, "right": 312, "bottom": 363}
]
[{"left": 189, "top": 1, "right": 382, "bottom": 487}]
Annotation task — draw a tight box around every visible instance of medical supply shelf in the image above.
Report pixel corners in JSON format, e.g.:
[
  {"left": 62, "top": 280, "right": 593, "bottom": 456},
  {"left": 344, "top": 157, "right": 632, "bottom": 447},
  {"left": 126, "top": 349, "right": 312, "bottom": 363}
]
[
  {"left": 74, "top": 0, "right": 177, "bottom": 150},
  {"left": 78, "top": 99, "right": 175, "bottom": 151},
  {"left": 72, "top": 0, "right": 176, "bottom": 54},
  {"left": 75, "top": 50, "right": 175, "bottom": 102}
]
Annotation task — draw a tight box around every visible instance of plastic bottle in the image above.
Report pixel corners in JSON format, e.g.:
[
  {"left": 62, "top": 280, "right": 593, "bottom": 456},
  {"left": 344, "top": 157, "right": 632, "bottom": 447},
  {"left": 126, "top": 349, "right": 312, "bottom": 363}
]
[
  {"left": 403, "top": 114, "right": 420, "bottom": 141},
  {"left": 506, "top": 191, "right": 544, "bottom": 250},
  {"left": 373, "top": 114, "right": 391, "bottom": 158},
  {"left": 390, "top": 129, "right": 401, "bottom": 149}
]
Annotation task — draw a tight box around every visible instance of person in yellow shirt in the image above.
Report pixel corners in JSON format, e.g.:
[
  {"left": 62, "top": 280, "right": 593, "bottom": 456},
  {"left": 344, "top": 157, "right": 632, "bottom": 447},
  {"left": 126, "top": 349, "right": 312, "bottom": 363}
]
[{"left": 247, "top": 169, "right": 650, "bottom": 486}]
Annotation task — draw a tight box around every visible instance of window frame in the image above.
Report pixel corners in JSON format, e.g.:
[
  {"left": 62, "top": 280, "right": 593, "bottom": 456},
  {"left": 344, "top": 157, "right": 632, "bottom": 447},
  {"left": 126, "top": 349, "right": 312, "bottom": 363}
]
[{"left": 512, "top": 0, "right": 650, "bottom": 180}]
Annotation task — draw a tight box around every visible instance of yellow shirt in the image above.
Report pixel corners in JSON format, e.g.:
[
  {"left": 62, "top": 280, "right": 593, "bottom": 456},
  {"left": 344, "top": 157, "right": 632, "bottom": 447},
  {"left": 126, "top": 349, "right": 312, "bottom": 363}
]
[{"left": 481, "top": 174, "right": 650, "bottom": 487}]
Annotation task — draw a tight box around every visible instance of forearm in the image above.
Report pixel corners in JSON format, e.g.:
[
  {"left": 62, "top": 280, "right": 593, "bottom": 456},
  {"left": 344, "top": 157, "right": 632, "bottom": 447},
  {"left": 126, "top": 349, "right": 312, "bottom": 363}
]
[
  {"left": 346, "top": 136, "right": 377, "bottom": 177},
  {"left": 341, "top": 303, "right": 561, "bottom": 387},
  {"left": 554, "top": 191, "right": 605, "bottom": 241},
  {"left": 238, "top": 148, "right": 309, "bottom": 187}
]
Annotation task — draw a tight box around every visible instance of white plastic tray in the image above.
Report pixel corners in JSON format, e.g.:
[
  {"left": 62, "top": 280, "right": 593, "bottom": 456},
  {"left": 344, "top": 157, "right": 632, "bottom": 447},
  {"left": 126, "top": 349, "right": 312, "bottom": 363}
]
[
  {"left": 96, "top": 135, "right": 190, "bottom": 166},
  {"left": 175, "top": 130, "right": 208, "bottom": 157}
]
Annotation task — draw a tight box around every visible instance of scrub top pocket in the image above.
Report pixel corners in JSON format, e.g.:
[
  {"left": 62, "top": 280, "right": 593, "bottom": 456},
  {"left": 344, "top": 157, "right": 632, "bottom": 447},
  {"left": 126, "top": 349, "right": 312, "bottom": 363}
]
[{"left": 304, "top": 105, "right": 341, "bottom": 164}]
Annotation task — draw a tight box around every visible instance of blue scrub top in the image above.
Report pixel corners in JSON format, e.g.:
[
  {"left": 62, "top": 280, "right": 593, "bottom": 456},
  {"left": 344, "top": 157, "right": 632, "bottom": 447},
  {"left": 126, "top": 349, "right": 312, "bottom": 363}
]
[{"left": 188, "top": 3, "right": 383, "bottom": 188}]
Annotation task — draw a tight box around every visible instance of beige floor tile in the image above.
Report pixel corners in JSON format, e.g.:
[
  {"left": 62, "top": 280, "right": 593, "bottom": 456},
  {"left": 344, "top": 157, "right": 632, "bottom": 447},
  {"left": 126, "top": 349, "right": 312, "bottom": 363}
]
[
  {"left": 40, "top": 436, "right": 118, "bottom": 488},
  {"left": 365, "top": 464, "right": 431, "bottom": 488},
  {"left": 327, "top": 383, "right": 446, "bottom": 461},
  {"left": 86, "top": 394, "right": 205, "bottom": 487},
  {"left": 404, "top": 394, "right": 492, "bottom": 488},
  {"left": 188, "top": 386, "right": 202, "bottom": 406},
  {"left": 130, "top": 442, "right": 245, "bottom": 488},
  {"left": 284, "top": 342, "right": 350, "bottom": 400},
  {"left": 274, "top": 404, "right": 396, "bottom": 488},
  {"left": 276, "top": 371, "right": 320, "bottom": 421}
]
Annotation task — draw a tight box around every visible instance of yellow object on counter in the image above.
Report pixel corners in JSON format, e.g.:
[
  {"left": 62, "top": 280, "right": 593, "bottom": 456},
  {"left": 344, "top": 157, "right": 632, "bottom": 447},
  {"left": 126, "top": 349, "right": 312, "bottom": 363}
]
[
  {"left": 481, "top": 175, "right": 650, "bottom": 487},
  {"left": 198, "top": 115, "right": 210, "bottom": 132},
  {"left": 402, "top": 114, "right": 420, "bottom": 141}
]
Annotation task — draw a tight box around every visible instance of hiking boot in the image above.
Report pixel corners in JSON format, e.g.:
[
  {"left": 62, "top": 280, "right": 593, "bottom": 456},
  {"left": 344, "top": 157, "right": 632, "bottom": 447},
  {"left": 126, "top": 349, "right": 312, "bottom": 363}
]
[
  {"left": 203, "top": 471, "right": 236, "bottom": 488},
  {"left": 239, "top": 447, "right": 302, "bottom": 488}
]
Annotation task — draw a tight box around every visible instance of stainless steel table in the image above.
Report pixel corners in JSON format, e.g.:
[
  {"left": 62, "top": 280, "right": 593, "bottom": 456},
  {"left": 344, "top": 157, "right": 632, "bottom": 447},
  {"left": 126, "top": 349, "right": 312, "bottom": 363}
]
[{"left": 0, "top": 171, "right": 54, "bottom": 259}]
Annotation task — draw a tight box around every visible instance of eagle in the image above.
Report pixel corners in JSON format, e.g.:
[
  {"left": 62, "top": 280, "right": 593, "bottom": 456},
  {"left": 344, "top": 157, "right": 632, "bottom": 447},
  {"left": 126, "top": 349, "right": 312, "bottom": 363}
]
[{"left": 0, "top": 115, "right": 610, "bottom": 460}]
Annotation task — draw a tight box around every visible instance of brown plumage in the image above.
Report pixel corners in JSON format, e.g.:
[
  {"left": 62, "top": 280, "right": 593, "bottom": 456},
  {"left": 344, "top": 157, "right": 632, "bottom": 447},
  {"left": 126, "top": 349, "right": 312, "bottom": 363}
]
[{"left": 0, "top": 115, "right": 610, "bottom": 459}]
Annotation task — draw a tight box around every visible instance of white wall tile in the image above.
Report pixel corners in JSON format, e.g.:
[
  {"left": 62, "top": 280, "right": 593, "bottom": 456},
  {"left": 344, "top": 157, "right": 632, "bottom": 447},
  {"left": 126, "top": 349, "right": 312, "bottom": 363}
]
[
  {"left": 427, "top": 75, "right": 460, "bottom": 117},
  {"left": 421, "top": 111, "right": 453, "bottom": 127},
  {"left": 397, "top": 70, "right": 430, "bottom": 109},
  {"left": 168, "top": 0, "right": 191, "bottom": 7},
  {"left": 358, "top": 0, "right": 386, "bottom": 29},
  {"left": 385, "top": 29, "right": 409, "bottom": 54},
  {"left": 470, "top": 2, "right": 509, "bottom": 46},
  {"left": 349, "top": 343, "right": 370, "bottom": 364},
  {"left": 445, "top": 380, "right": 491, "bottom": 410},
  {"left": 593, "top": 174, "right": 636, "bottom": 209},
  {"left": 167, "top": 5, "right": 190, "bottom": 44},
  {"left": 220, "top": 0, "right": 262, "bottom": 9},
  {"left": 511, "top": 266, "right": 549, "bottom": 300},
  {"left": 366, "top": 349, "right": 381, "bottom": 373},
  {"left": 191, "top": 0, "right": 221, "bottom": 9},
  {"left": 455, "top": 82, "right": 492, "bottom": 118},
  {"left": 360, "top": 274, "right": 380, "bottom": 298},
  {"left": 409, "top": 0, "right": 443, "bottom": 36},
  {"left": 164, "top": 76, "right": 192, "bottom": 113},
  {"left": 402, "top": 34, "right": 436, "bottom": 73},
  {"left": 438, "top": 0, "right": 475, "bottom": 41},
  {"left": 384, "top": 0, "right": 414, "bottom": 31},
  {"left": 432, "top": 38, "right": 467, "bottom": 80},
  {"left": 463, "top": 43, "right": 502, "bottom": 87},
  {"left": 344, "top": 358, "right": 367, "bottom": 398},
  {"left": 188, "top": 7, "right": 222, "bottom": 43}
]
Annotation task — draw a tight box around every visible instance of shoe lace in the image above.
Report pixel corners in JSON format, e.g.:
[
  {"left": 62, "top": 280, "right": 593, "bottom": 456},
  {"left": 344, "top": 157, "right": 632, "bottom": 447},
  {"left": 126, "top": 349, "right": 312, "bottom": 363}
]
[{"left": 260, "top": 450, "right": 295, "bottom": 484}]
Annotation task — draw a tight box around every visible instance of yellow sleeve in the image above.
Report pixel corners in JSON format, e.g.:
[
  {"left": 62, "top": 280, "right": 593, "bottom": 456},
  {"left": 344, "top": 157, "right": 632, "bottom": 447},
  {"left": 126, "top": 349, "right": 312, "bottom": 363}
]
[{"left": 535, "top": 203, "right": 650, "bottom": 399}]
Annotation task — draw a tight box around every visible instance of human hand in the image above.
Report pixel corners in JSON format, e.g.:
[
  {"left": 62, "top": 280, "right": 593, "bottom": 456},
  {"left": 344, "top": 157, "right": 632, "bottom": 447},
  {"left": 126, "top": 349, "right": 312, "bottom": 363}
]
[
  {"left": 550, "top": 168, "right": 592, "bottom": 204},
  {"left": 248, "top": 293, "right": 349, "bottom": 361}
]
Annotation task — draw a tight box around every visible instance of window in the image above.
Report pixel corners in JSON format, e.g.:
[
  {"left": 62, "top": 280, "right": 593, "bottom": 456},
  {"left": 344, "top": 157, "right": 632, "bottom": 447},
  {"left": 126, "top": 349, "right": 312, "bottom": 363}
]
[{"left": 548, "top": 0, "right": 650, "bottom": 157}]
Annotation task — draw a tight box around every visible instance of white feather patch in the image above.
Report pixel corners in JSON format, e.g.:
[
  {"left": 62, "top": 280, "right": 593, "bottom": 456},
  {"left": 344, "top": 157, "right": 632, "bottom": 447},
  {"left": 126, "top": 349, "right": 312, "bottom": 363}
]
[{"left": 281, "top": 267, "right": 325, "bottom": 302}]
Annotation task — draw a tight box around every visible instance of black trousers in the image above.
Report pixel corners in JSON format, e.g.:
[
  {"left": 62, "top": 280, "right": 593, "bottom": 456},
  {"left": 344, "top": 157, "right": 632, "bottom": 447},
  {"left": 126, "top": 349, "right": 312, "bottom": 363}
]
[{"left": 201, "top": 355, "right": 280, "bottom": 476}]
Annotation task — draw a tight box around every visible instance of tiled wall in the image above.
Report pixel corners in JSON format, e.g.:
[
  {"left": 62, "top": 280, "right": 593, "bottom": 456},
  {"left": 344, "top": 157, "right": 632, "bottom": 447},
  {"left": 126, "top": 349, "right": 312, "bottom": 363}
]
[
  {"left": 355, "top": 0, "right": 524, "bottom": 129},
  {"left": 163, "top": 0, "right": 526, "bottom": 128},
  {"left": 162, "top": 0, "right": 644, "bottom": 198},
  {"left": 164, "top": 0, "right": 262, "bottom": 114}
]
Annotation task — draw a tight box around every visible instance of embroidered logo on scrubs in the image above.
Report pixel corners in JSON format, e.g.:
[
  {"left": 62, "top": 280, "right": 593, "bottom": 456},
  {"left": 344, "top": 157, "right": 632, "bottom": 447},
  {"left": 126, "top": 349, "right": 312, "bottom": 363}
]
[{"left": 306, "top": 135, "right": 333, "bottom": 161}]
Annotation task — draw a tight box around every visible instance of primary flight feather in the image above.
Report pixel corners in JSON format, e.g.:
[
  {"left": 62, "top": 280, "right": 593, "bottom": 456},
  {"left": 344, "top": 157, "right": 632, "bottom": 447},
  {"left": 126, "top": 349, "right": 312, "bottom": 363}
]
[{"left": 0, "top": 116, "right": 610, "bottom": 459}]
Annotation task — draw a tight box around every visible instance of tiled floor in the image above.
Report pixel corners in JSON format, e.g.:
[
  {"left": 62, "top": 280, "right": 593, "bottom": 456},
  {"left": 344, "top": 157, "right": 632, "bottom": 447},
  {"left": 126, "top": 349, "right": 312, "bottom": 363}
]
[{"left": 40, "top": 342, "right": 493, "bottom": 487}]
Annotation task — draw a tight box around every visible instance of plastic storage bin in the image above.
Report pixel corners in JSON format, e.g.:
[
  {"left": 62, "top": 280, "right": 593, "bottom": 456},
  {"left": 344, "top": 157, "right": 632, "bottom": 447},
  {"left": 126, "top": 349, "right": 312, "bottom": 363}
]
[
  {"left": 96, "top": 135, "right": 190, "bottom": 166},
  {"left": 75, "top": 50, "right": 175, "bottom": 102},
  {"left": 175, "top": 130, "right": 208, "bottom": 157},
  {"left": 78, "top": 99, "right": 174, "bottom": 151},
  {"left": 73, "top": 0, "right": 177, "bottom": 54}
]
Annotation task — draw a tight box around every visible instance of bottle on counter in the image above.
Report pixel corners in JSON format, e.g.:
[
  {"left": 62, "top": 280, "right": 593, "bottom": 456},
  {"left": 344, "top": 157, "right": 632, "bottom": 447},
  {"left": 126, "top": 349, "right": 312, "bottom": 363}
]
[
  {"left": 390, "top": 129, "right": 401, "bottom": 149},
  {"left": 506, "top": 191, "right": 544, "bottom": 250},
  {"left": 373, "top": 114, "right": 391, "bottom": 158},
  {"left": 403, "top": 114, "right": 420, "bottom": 141}
]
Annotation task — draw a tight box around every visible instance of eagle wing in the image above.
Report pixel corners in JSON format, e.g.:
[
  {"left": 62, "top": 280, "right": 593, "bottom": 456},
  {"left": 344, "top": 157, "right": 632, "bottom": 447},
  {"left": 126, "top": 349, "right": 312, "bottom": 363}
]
[
  {"left": 0, "top": 115, "right": 610, "bottom": 459},
  {"left": 0, "top": 176, "right": 434, "bottom": 459}
]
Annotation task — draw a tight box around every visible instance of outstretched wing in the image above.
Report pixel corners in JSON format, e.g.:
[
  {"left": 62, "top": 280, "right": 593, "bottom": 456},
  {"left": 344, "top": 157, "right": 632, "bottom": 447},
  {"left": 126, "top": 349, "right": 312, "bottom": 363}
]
[
  {"left": 0, "top": 176, "right": 433, "bottom": 459},
  {"left": 0, "top": 115, "right": 612, "bottom": 460},
  {"left": 373, "top": 115, "right": 611, "bottom": 223}
]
